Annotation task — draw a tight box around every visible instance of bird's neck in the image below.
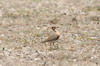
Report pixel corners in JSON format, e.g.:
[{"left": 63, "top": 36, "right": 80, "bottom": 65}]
[{"left": 54, "top": 29, "right": 60, "bottom": 36}]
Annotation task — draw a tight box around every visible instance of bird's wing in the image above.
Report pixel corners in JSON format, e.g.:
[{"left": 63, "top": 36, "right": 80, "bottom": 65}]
[{"left": 42, "top": 34, "right": 59, "bottom": 43}]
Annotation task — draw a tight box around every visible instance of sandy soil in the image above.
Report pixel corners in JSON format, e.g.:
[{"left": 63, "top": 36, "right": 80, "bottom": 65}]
[{"left": 0, "top": 0, "right": 100, "bottom": 66}]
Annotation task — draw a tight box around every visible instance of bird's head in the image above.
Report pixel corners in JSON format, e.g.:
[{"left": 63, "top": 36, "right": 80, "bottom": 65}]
[{"left": 51, "top": 26, "right": 59, "bottom": 31}]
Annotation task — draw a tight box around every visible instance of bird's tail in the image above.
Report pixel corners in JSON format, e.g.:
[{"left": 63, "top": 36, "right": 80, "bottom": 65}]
[{"left": 41, "top": 41, "right": 45, "bottom": 43}]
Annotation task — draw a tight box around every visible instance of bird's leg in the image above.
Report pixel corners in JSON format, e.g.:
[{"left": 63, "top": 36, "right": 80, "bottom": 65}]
[
  {"left": 52, "top": 41, "right": 55, "bottom": 46},
  {"left": 50, "top": 42, "right": 52, "bottom": 46},
  {"left": 53, "top": 41, "right": 59, "bottom": 50},
  {"left": 44, "top": 43, "right": 47, "bottom": 50},
  {"left": 50, "top": 41, "right": 53, "bottom": 46},
  {"left": 49, "top": 42, "right": 52, "bottom": 50},
  {"left": 49, "top": 42, "right": 52, "bottom": 47},
  {"left": 53, "top": 41, "right": 57, "bottom": 49}
]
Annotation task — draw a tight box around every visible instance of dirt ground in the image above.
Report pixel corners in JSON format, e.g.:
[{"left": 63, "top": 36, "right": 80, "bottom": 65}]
[{"left": 0, "top": 0, "right": 100, "bottom": 66}]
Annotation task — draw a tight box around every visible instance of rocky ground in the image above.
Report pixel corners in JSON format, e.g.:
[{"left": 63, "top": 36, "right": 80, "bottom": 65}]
[{"left": 0, "top": 0, "right": 100, "bottom": 66}]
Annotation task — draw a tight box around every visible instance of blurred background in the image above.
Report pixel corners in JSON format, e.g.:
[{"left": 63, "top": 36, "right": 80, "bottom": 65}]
[{"left": 0, "top": 0, "right": 100, "bottom": 66}]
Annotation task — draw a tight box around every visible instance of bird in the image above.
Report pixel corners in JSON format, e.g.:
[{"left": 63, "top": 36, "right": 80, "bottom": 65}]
[{"left": 41, "top": 26, "right": 60, "bottom": 46}]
